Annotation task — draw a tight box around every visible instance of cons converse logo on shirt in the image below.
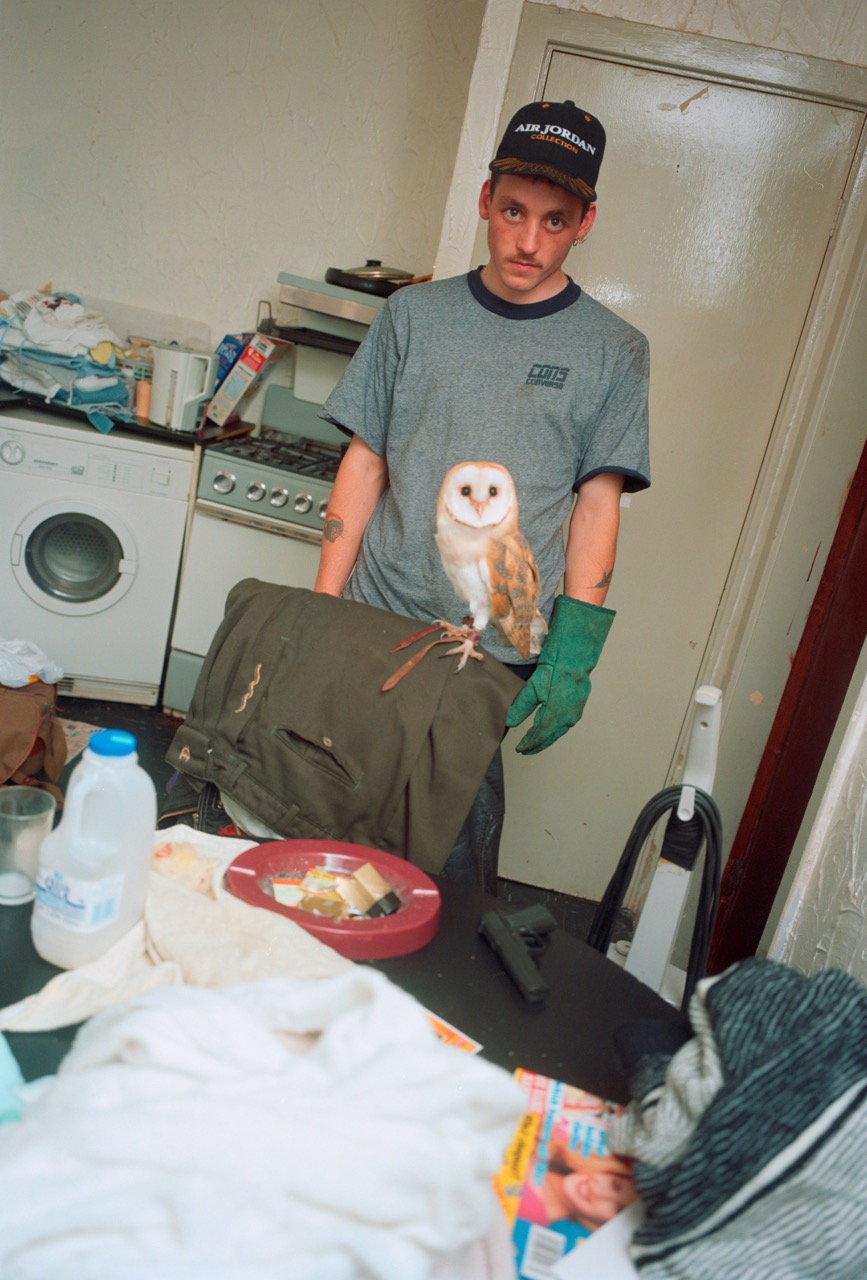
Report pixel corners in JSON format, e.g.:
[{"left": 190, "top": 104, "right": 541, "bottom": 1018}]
[{"left": 526, "top": 363, "right": 569, "bottom": 389}]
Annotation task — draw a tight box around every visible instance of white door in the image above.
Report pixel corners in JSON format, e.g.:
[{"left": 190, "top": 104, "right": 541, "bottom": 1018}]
[{"left": 484, "top": 46, "right": 864, "bottom": 898}]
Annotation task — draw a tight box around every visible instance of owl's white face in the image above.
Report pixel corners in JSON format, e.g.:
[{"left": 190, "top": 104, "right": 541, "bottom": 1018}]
[{"left": 439, "top": 462, "right": 516, "bottom": 530}]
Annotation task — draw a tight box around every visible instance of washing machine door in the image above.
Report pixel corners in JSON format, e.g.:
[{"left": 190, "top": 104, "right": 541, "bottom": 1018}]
[{"left": 11, "top": 498, "right": 138, "bottom": 616}]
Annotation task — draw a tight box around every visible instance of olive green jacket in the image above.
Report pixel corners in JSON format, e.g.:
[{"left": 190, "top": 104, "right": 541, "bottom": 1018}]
[{"left": 167, "top": 579, "right": 522, "bottom": 873}]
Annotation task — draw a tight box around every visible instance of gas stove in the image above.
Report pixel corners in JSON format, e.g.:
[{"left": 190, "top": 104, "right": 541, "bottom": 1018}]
[
  {"left": 197, "top": 429, "right": 344, "bottom": 535},
  {"left": 195, "top": 277, "right": 382, "bottom": 542}
]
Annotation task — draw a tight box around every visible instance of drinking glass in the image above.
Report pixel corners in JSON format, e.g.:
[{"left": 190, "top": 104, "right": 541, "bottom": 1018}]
[{"left": 0, "top": 786, "right": 57, "bottom": 904}]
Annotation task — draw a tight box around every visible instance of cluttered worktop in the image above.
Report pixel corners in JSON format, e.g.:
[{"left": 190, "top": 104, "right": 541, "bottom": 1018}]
[
  {"left": 0, "top": 288, "right": 261, "bottom": 446},
  {"left": 0, "top": 822, "right": 688, "bottom": 1102},
  {"left": 0, "top": 274, "right": 389, "bottom": 444}
]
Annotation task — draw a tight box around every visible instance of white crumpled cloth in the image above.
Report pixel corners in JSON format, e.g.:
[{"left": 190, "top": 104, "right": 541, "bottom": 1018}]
[
  {"left": 0, "top": 969, "right": 524, "bottom": 1280},
  {"left": 0, "top": 825, "right": 352, "bottom": 1032}
]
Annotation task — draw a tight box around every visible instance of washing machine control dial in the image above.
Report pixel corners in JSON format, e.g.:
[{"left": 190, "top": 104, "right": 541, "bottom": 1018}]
[
  {"left": 246, "top": 481, "right": 266, "bottom": 502},
  {"left": 293, "top": 493, "right": 313, "bottom": 515},
  {"left": 0, "top": 438, "right": 25, "bottom": 466},
  {"left": 212, "top": 471, "right": 236, "bottom": 495}
]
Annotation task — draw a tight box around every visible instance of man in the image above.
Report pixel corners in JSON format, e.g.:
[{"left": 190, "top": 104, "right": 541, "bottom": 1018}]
[{"left": 314, "top": 100, "right": 650, "bottom": 886}]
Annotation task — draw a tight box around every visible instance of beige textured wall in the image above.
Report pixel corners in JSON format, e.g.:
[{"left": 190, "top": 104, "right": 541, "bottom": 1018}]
[{"left": 0, "top": 0, "right": 485, "bottom": 342}]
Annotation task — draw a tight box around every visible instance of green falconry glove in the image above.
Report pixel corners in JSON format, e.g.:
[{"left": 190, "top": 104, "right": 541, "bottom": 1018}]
[{"left": 505, "top": 595, "right": 615, "bottom": 755}]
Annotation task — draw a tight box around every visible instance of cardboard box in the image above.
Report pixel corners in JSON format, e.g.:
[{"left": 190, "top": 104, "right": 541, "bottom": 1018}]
[
  {"left": 205, "top": 333, "right": 290, "bottom": 427},
  {"left": 213, "top": 332, "right": 254, "bottom": 389}
]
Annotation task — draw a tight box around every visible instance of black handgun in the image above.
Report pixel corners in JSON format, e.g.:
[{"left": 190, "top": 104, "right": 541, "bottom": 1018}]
[{"left": 478, "top": 904, "right": 557, "bottom": 1002}]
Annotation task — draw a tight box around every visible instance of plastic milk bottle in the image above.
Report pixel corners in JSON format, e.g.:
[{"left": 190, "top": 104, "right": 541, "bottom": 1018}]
[{"left": 31, "top": 729, "right": 157, "bottom": 969}]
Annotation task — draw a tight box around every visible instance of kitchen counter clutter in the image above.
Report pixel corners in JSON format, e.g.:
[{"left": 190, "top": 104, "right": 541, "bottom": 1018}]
[
  {"left": 2, "top": 391, "right": 254, "bottom": 448},
  {"left": 0, "top": 286, "right": 258, "bottom": 445}
]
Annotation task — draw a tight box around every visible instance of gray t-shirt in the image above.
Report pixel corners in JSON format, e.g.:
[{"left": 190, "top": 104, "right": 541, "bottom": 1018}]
[{"left": 321, "top": 269, "right": 650, "bottom": 664}]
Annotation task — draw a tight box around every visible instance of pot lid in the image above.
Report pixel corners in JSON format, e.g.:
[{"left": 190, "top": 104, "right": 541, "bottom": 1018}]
[{"left": 341, "top": 259, "right": 414, "bottom": 282}]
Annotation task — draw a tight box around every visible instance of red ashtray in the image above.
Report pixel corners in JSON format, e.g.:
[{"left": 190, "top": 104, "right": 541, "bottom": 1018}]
[{"left": 225, "top": 839, "right": 441, "bottom": 960}]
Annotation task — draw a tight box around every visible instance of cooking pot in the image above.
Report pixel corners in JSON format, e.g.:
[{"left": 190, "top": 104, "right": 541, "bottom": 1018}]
[{"left": 325, "top": 260, "right": 416, "bottom": 298}]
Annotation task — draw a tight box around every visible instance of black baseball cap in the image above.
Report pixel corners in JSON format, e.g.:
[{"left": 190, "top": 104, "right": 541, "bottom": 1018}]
[{"left": 490, "top": 100, "right": 606, "bottom": 202}]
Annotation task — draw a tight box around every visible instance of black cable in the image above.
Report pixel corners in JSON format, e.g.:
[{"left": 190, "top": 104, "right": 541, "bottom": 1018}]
[{"left": 587, "top": 786, "right": 723, "bottom": 1011}]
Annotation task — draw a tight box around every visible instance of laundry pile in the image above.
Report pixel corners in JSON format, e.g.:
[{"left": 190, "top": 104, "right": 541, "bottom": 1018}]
[
  {"left": 609, "top": 957, "right": 867, "bottom": 1279},
  {"left": 0, "top": 825, "right": 525, "bottom": 1277},
  {"left": 0, "top": 289, "right": 133, "bottom": 431},
  {"left": 0, "top": 970, "right": 522, "bottom": 1279}
]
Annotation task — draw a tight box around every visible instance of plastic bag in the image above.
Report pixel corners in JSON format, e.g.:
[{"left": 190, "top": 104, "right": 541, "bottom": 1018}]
[{"left": 0, "top": 639, "right": 64, "bottom": 689}]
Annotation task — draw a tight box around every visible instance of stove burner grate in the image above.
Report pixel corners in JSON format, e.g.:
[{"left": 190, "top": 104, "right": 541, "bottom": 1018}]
[{"left": 209, "top": 431, "right": 345, "bottom": 482}]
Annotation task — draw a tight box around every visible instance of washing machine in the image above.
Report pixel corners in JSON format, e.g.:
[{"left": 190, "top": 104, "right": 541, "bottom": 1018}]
[{"left": 0, "top": 406, "right": 195, "bottom": 705}]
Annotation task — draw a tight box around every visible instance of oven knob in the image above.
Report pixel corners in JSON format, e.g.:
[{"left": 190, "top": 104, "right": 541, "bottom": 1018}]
[
  {"left": 293, "top": 493, "right": 313, "bottom": 514},
  {"left": 247, "top": 481, "right": 267, "bottom": 502},
  {"left": 270, "top": 487, "right": 289, "bottom": 508},
  {"left": 212, "top": 471, "right": 236, "bottom": 494},
  {"left": 0, "top": 439, "right": 25, "bottom": 465},
  {"left": 318, "top": 500, "right": 329, "bottom": 521}
]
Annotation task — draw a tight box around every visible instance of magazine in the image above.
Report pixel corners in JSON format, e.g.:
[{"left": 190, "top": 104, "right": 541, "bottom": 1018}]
[{"left": 495, "top": 1069, "right": 636, "bottom": 1280}]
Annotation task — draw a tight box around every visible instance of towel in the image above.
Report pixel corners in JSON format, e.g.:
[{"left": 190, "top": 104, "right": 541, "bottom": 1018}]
[
  {"left": 0, "top": 969, "right": 524, "bottom": 1279},
  {"left": 0, "top": 290, "right": 133, "bottom": 429}
]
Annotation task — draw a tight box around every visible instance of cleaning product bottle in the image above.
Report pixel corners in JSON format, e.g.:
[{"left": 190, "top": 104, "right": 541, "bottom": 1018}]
[{"left": 31, "top": 728, "right": 157, "bottom": 969}]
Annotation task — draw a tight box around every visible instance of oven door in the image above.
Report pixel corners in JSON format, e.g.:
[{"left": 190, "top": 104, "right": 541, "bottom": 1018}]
[{"left": 168, "top": 504, "right": 321, "bottom": 696}]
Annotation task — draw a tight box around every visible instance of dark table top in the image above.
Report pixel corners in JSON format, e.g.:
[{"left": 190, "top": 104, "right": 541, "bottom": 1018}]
[
  {"left": 1, "top": 881, "right": 687, "bottom": 1103},
  {"left": 370, "top": 881, "right": 688, "bottom": 1101},
  {"left": 0, "top": 902, "right": 80, "bottom": 1084}
]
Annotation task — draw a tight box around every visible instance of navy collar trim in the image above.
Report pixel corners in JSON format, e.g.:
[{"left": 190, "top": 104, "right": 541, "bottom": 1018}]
[{"left": 467, "top": 267, "right": 581, "bottom": 319}]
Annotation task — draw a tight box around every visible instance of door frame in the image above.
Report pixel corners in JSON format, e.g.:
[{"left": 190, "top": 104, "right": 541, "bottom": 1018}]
[
  {"left": 708, "top": 435, "right": 867, "bottom": 970},
  {"left": 476, "top": 6, "right": 867, "bottom": 912},
  {"left": 508, "top": 7, "right": 867, "bottom": 109}
]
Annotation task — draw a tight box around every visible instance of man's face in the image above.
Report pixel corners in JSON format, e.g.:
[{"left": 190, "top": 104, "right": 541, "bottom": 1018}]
[{"left": 479, "top": 173, "right": 595, "bottom": 305}]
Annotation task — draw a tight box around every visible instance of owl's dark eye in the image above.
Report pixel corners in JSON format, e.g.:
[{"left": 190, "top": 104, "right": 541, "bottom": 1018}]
[
  {"left": 489, "top": 486, "right": 498, "bottom": 497},
  {"left": 460, "top": 485, "right": 471, "bottom": 497}
]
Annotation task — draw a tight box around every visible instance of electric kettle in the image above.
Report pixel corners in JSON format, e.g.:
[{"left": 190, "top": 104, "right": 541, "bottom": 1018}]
[{"left": 149, "top": 345, "right": 217, "bottom": 432}]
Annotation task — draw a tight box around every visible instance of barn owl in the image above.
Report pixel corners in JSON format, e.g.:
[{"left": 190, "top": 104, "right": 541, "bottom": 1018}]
[
  {"left": 434, "top": 461, "right": 548, "bottom": 666},
  {"left": 383, "top": 462, "right": 548, "bottom": 690}
]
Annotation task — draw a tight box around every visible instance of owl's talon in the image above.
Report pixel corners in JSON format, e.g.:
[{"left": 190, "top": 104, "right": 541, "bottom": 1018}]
[
  {"left": 446, "top": 642, "right": 484, "bottom": 672},
  {"left": 443, "top": 620, "right": 483, "bottom": 671}
]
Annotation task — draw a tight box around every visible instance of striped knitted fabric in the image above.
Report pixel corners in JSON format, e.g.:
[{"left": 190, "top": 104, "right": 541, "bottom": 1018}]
[{"left": 609, "top": 958, "right": 867, "bottom": 1279}]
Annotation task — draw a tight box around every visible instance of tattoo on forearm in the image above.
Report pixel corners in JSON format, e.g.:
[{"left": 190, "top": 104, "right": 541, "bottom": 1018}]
[
  {"left": 323, "top": 514, "right": 344, "bottom": 543},
  {"left": 593, "top": 568, "right": 613, "bottom": 590}
]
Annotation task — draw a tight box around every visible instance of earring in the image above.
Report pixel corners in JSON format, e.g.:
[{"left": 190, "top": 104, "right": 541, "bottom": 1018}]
[{"left": 572, "top": 239, "right": 581, "bottom": 247}]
